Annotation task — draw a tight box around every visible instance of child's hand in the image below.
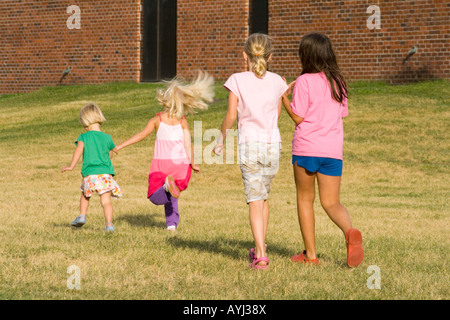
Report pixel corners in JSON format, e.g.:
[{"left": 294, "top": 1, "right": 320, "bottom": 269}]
[
  {"left": 61, "top": 166, "right": 73, "bottom": 173},
  {"left": 112, "top": 147, "right": 119, "bottom": 155},
  {"left": 213, "top": 144, "right": 223, "bottom": 156},
  {"left": 284, "top": 80, "right": 295, "bottom": 97},
  {"left": 191, "top": 163, "right": 200, "bottom": 173}
]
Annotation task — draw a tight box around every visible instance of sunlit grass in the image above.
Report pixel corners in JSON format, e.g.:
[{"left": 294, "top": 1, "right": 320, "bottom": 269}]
[{"left": 0, "top": 80, "right": 448, "bottom": 299}]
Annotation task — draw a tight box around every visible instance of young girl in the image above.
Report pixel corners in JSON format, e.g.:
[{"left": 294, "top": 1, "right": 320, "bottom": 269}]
[
  {"left": 113, "top": 72, "right": 214, "bottom": 231},
  {"left": 282, "top": 33, "right": 364, "bottom": 267},
  {"left": 214, "top": 33, "right": 288, "bottom": 269},
  {"left": 62, "top": 103, "right": 122, "bottom": 232}
]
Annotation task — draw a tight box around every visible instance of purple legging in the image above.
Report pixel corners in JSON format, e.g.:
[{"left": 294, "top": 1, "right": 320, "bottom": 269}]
[{"left": 148, "top": 186, "right": 179, "bottom": 228}]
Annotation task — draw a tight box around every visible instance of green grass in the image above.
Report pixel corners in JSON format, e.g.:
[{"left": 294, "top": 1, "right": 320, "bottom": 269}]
[{"left": 0, "top": 80, "right": 449, "bottom": 300}]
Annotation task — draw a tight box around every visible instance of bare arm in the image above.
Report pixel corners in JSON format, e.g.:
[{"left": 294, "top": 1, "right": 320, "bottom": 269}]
[
  {"left": 62, "top": 141, "right": 84, "bottom": 172},
  {"left": 278, "top": 97, "right": 283, "bottom": 120},
  {"left": 113, "top": 117, "right": 157, "bottom": 153},
  {"left": 181, "top": 118, "right": 200, "bottom": 173},
  {"left": 282, "top": 95, "right": 304, "bottom": 126},
  {"left": 281, "top": 80, "right": 304, "bottom": 125},
  {"left": 214, "top": 91, "right": 238, "bottom": 155}
]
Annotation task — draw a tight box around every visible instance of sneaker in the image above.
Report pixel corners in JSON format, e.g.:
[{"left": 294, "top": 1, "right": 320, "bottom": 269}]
[
  {"left": 167, "top": 225, "right": 176, "bottom": 232},
  {"left": 164, "top": 176, "right": 180, "bottom": 198},
  {"left": 104, "top": 223, "right": 115, "bottom": 232},
  {"left": 71, "top": 215, "right": 86, "bottom": 228}
]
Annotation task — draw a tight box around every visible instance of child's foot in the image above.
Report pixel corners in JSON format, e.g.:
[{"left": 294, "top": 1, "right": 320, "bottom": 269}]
[
  {"left": 167, "top": 225, "right": 177, "bottom": 232},
  {"left": 249, "top": 248, "right": 256, "bottom": 262},
  {"left": 104, "top": 222, "right": 115, "bottom": 233},
  {"left": 346, "top": 228, "right": 364, "bottom": 267},
  {"left": 291, "top": 250, "right": 320, "bottom": 265},
  {"left": 248, "top": 244, "right": 268, "bottom": 262},
  {"left": 249, "top": 257, "right": 269, "bottom": 270},
  {"left": 71, "top": 215, "right": 86, "bottom": 228},
  {"left": 164, "top": 176, "right": 180, "bottom": 198}
]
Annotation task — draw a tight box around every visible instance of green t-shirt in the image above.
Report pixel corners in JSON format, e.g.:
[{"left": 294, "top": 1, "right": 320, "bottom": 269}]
[{"left": 76, "top": 131, "right": 116, "bottom": 178}]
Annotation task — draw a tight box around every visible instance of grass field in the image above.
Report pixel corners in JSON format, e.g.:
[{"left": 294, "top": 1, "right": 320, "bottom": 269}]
[{"left": 0, "top": 79, "right": 448, "bottom": 300}]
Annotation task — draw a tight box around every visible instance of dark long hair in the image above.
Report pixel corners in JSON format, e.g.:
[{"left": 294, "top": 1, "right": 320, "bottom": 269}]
[{"left": 298, "top": 33, "right": 347, "bottom": 103}]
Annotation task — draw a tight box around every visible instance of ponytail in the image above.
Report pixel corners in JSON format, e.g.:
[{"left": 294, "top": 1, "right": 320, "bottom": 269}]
[
  {"left": 252, "top": 55, "right": 268, "bottom": 78},
  {"left": 244, "top": 33, "right": 273, "bottom": 79}
]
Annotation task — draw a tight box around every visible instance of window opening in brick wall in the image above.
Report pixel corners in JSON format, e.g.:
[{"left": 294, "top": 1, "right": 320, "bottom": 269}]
[
  {"left": 142, "top": 0, "right": 177, "bottom": 81},
  {"left": 249, "top": 0, "right": 268, "bottom": 34}
]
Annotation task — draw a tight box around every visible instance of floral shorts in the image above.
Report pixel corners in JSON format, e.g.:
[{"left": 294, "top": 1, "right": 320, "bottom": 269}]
[
  {"left": 80, "top": 174, "right": 123, "bottom": 198},
  {"left": 239, "top": 142, "right": 281, "bottom": 204}
]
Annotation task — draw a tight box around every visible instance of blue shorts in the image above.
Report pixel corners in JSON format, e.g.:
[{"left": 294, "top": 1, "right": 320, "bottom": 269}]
[{"left": 292, "top": 156, "right": 343, "bottom": 176}]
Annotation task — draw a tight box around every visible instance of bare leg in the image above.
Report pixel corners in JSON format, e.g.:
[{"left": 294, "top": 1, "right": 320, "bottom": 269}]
[
  {"left": 293, "top": 165, "right": 317, "bottom": 260},
  {"left": 80, "top": 192, "right": 89, "bottom": 216},
  {"left": 317, "top": 173, "right": 352, "bottom": 235},
  {"left": 100, "top": 191, "right": 113, "bottom": 225},
  {"left": 317, "top": 173, "right": 363, "bottom": 267},
  {"left": 263, "top": 200, "right": 269, "bottom": 240},
  {"left": 249, "top": 199, "right": 267, "bottom": 265}
]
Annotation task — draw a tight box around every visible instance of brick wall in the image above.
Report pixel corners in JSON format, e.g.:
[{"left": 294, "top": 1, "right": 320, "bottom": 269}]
[
  {"left": 177, "top": 0, "right": 249, "bottom": 81},
  {"left": 1, "top": 0, "right": 448, "bottom": 93},
  {"left": 269, "top": 0, "right": 450, "bottom": 83},
  {"left": 0, "top": 0, "right": 140, "bottom": 93}
]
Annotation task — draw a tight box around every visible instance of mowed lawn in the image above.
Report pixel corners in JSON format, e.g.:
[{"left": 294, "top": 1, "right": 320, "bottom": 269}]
[{"left": 0, "top": 80, "right": 448, "bottom": 300}]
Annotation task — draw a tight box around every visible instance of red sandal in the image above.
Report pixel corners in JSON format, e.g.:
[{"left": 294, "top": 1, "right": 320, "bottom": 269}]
[
  {"left": 346, "top": 228, "right": 364, "bottom": 268},
  {"left": 291, "top": 250, "right": 320, "bottom": 265}
]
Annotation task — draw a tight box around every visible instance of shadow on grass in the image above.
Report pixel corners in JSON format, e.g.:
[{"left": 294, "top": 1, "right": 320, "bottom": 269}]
[
  {"left": 166, "top": 236, "right": 292, "bottom": 261},
  {"left": 53, "top": 222, "right": 91, "bottom": 230},
  {"left": 117, "top": 213, "right": 166, "bottom": 229},
  {"left": 53, "top": 213, "right": 167, "bottom": 230}
]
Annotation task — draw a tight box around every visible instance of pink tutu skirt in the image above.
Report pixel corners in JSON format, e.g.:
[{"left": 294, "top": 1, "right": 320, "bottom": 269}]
[
  {"left": 147, "top": 159, "right": 191, "bottom": 198},
  {"left": 80, "top": 174, "right": 122, "bottom": 198}
]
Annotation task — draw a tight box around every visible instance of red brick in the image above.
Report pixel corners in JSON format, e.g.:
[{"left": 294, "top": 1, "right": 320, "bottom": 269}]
[{"left": 0, "top": 0, "right": 448, "bottom": 93}]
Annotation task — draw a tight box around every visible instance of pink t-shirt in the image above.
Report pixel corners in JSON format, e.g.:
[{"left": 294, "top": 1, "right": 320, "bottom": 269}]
[
  {"left": 224, "top": 71, "right": 288, "bottom": 144},
  {"left": 291, "top": 72, "right": 348, "bottom": 160}
]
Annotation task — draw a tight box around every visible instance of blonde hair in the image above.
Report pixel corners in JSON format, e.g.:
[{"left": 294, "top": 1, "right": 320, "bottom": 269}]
[
  {"left": 156, "top": 71, "right": 215, "bottom": 119},
  {"left": 79, "top": 103, "right": 106, "bottom": 128},
  {"left": 244, "top": 33, "right": 274, "bottom": 78}
]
